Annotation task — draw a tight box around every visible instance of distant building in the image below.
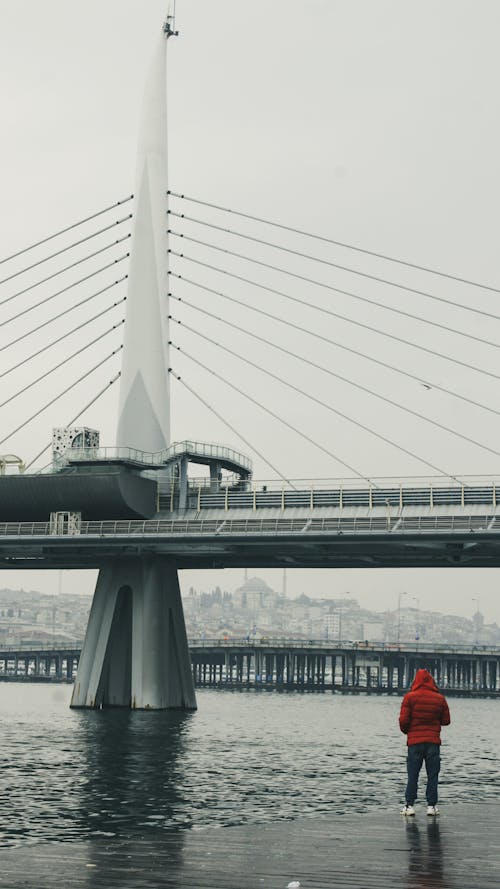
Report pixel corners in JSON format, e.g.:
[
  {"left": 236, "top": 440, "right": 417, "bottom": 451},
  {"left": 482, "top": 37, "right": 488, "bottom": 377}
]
[
  {"left": 324, "top": 613, "right": 340, "bottom": 638},
  {"left": 233, "top": 576, "right": 276, "bottom": 610},
  {"left": 362, "top": 620, "right": 384, "bottom": 642}
]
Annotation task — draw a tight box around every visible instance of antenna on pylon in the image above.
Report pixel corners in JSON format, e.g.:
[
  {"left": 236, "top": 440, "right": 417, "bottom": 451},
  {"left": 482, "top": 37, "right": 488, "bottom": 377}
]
[{"left": 163, "top": 1, "right": 179, "bottom": 38}]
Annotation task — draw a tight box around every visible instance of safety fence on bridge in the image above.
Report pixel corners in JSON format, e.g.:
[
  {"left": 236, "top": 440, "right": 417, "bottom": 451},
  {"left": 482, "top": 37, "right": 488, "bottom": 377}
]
[
  {"left": 159, "top": 477, "right": 500, "bottom": 513},
  {"left": 0, "top": 513, "right": 498, "bottom": 539}
]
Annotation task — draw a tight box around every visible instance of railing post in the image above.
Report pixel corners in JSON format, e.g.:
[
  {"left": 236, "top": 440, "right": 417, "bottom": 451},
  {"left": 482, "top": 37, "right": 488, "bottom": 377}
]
[
  {"left": 197, "top": 484, "right": 202, "bottom": 511},
  {"left": 310, "top": 486, "right": 314, "bottom": 510},
  {"left": 493, "top": 483, "right": 496, "bottom": 509},
  {"left": 339, "top": 485, "right": 343, "bottom": 510},
  {"left": 462, "top": 484, "right": 465, "bottom": 508},
  {"left": 430, "top": 485, "right": 434, "bottom": 509},
  {"left": 369, "top": 486, "right": 373, "bottom": 510},
  {"left": 170, "top": 478, "right": 175, "bottom": 513},
  {"left": 225, "top": 485, "right": 229, "bottom": 512},
  {"left": 399, "top": 484, "right": 403, "bottom": 510},
  {"left": 281, "top": 486, "right": 285, "bottom": 512}
]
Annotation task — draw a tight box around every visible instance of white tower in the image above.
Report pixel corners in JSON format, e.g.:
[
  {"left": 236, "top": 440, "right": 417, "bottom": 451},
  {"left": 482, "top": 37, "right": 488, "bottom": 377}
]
[
  {"left": 71, "top": 14, "right": 196, "bottom": 711},
  {"left": 116, "top": 31, "right": 171, "bottom": 453}
]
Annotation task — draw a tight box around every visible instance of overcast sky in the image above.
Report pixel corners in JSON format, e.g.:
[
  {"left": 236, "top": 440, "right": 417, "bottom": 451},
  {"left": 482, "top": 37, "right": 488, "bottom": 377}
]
[{"left": 1, "top": 1, "right": 500, "bottom": 621}]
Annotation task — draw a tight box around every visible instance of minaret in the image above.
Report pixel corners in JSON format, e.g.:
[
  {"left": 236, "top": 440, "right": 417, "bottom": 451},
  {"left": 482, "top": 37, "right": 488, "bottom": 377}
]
[{"left": 116, "top": 17, "right": 174, "bottom": 453}]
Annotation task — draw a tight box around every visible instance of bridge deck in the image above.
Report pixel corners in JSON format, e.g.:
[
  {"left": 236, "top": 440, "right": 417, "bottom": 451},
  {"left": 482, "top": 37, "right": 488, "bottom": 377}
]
[
  {"left": 1, "top": 510, "right": 500, "bottom": 569},
  {"left": 0, "top": 804, "right": 496, "bottom": 887}
]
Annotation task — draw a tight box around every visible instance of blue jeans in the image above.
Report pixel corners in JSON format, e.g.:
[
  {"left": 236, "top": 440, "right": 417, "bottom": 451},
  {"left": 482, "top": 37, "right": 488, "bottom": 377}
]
[{"left": 405, "top": 743, "right": 441, "bottom": 806}]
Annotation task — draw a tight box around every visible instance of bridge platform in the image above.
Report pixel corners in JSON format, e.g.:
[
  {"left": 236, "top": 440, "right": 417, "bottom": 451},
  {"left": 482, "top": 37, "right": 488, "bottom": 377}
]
[{"left": 0, "top": 804, "right": 497, "bottom": 887}]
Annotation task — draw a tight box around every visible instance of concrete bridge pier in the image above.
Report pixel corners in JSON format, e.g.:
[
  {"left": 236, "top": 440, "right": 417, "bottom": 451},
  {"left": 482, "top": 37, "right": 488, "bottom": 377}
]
[{"left": 70, "top": 556, "right": 196, "bottom": 710}]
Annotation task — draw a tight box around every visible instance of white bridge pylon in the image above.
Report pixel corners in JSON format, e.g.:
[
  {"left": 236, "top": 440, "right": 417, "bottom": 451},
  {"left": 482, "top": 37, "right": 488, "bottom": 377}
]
[{"left": 71, "top": 23, "right": 196, "bottom": 710}]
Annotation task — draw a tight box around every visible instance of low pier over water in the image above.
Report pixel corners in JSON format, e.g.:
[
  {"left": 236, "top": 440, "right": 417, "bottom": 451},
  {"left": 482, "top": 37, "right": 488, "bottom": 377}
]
[
  {"left": 1, "top": 640, "right": 499, "bottom": 696},
  {"left": 190, "top": 639, "right": 500, "bottom": 695}
]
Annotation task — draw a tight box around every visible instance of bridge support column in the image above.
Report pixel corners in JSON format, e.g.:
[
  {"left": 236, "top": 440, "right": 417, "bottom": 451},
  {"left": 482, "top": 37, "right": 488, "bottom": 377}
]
[
  {"left": 71, "top": 556, "right": 196, "bottom": 710},
  {"left": 210, "top": 461, "right": 222, "bottom": 491},
  {"left": 178, "top": 458, "right": 189, "bottom": 510}
]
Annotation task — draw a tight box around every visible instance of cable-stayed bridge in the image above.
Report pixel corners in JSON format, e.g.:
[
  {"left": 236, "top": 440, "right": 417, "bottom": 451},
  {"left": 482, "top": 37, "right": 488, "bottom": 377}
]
[
  {"left": 1, "top": 474, "right": 500, "bottom": 570},
  {"left": 1, "top": 19, "right": 500, "bottom": 710}
]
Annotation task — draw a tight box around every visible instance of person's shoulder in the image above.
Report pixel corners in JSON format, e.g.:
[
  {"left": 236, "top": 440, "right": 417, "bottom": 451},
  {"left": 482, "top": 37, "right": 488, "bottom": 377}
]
[{"left": 431, "top": 689, "right": 449, "bottom": 706}]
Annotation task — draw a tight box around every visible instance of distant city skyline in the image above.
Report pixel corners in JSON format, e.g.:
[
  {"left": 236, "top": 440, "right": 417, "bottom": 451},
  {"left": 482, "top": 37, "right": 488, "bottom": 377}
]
[
  {"left": 0, "top": 564, "right": 492, "bottom": 624},
  {"left": 0, "top": 573, "right": 495, "bottom": 648}
]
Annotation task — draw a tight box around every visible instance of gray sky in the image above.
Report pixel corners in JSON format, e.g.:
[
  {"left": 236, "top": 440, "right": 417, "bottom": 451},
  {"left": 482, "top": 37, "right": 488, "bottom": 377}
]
[{"left": 1, "top": 1, "right": 500, "bottom": 621}]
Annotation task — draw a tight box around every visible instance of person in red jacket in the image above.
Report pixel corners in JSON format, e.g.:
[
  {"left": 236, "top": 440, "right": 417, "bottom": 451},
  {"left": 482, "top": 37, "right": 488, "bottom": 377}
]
[{"left": 399, "top": 668, "right": 451, "bottom": 816}]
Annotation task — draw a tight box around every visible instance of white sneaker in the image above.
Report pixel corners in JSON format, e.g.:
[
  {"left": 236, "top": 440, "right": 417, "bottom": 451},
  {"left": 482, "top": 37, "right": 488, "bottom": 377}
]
[
  {"left": 427, "top": 805, "right": 439, "bottom": 816},
  {"left": 401, "top": 804, "right": 415, "bottom": 815}
]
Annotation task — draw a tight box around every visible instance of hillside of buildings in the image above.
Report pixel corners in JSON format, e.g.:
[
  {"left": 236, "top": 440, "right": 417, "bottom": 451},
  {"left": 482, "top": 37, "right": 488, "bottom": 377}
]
[
  {"left": 0, "top": 576, "right": 495, "bottom": 648},
  {"left": 183, "top": 577, "right": 499, "bottom": 646}
]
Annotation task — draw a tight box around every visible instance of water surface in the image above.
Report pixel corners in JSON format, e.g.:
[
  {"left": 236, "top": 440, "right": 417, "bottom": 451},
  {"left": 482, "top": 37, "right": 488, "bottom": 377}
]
[{"left": 0, "top": 684, "right": 498, "bottom": 847}]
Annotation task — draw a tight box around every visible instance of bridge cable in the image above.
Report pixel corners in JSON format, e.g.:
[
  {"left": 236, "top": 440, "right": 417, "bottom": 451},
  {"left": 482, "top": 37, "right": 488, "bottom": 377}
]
[
  {"left": 170, "top": 340, "right": 463, "bottom": 482},
  {"left": 0, "top": 234, "right": 131, "bottom": 309},
  {"left": 169, "top": 251, "right": 500, "bottom": 384},
  {"left": 0, "top": 254, "right": 129, "bottom": 329},
  {"left": 168, "top": 190, "right": 500, "bottom": 296},
  {"left": 169, "top": 229, "right": 500, "bottom": 332},
  {"left": 24, "top": 372, "right": 121, "bottom": 472},
  {"left": 0, "top": 196, "right": 133, "bottom": 267},
  {"left": 0, "top": 215, "right": 132, "bottom": 288},
  {"left": 0, "top": 324, "right": 124, "bottom": 411},
  {"left": 168, "top": 219, "right": 500, "bottom": 338},
  {"left": 170, "top": 308, "right": 500, "bottom": 461},
  {"left": 168, "top": 370, "right": 294, "bottom": 486},
  {"left": 0, "top": 278, "right": 127, "bottom": 354},
  {"left": 170, "top": 272, "right": 500, "bottom": 418},
  {"left": 0, "top": 305, "right": 125, "bottom": 383},
  {"left": 170, "top": 354, "right": 381, "bottom": 485},
  {"left": 0, "top": 348, "right": 122, "bottom": 448}
]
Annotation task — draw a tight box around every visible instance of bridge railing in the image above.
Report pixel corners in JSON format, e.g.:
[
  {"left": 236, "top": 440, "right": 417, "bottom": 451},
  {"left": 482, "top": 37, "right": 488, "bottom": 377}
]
[
  {"left": 195, "top": 480, "right": 500, "bottom": 511},
  {"left": 0, "top": 643, "right": 82, "bottom": 653},
  {"left": 1, "top": 639, "right": 499, "bottom": 657},
  {"left": 187, "top": 638, "right": 500, "bottom": 655},
  {"left": 53, "top": 440, "right": 253, "bottom": 472},
  {"left": 0, "top": 513, "right": 497, "bottom": 537}
]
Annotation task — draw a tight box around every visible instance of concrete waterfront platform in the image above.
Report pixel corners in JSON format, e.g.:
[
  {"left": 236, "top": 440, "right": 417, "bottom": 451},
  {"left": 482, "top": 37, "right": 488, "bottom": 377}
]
[{"left": 0, "top": 804, "right": 497, "bottom": 888}]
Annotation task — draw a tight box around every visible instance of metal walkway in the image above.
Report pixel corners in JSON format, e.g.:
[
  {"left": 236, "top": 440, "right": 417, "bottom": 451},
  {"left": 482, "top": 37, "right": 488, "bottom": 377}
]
[{"left": 60, "top": 439, "right": 252, "bottom": 475}]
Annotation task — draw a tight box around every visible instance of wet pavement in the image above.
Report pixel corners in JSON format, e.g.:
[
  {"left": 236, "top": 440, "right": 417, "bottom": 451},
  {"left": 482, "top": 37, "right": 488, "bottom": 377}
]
[{"left": 0, "top": 804, "right": 497, "bottom": 888}]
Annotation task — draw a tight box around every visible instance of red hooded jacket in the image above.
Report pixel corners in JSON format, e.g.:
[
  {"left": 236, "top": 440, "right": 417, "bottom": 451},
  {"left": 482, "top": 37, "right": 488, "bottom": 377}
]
[{"left": 399, "top": 669, "right": 451, "bottom": 746}]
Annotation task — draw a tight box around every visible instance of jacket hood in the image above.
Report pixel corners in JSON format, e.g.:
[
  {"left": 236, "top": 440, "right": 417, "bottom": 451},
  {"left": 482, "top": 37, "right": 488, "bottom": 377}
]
[{"left": 411, "top": 668, "right": 439, "bottom": 692}]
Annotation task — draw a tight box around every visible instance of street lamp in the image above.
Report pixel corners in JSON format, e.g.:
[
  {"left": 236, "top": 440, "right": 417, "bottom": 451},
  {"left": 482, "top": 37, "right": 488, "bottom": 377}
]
[
  {"left": 472, "top": 597, "right": 480, "bottom": 645},
  {"left": 397, "top": 591, "right": 408, "bottom": 643},
  {"left": 412, "top": 596, "right": 420, "bottom": 641}
]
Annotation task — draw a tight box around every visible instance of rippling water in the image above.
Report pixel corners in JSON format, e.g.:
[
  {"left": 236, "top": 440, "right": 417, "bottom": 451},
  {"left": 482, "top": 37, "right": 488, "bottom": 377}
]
[{"left": 0, "top": 684, "right": 498, "bottom": 847}]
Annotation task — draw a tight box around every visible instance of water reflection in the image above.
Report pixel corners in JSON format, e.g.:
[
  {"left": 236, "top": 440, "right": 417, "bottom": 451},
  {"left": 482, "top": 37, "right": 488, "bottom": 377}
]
[
  {"left": 405, "top": 819, "right": 451, "bottom": 889},
  {"left": 75, "top": 709, "right": 195, "bottom": 839}
]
